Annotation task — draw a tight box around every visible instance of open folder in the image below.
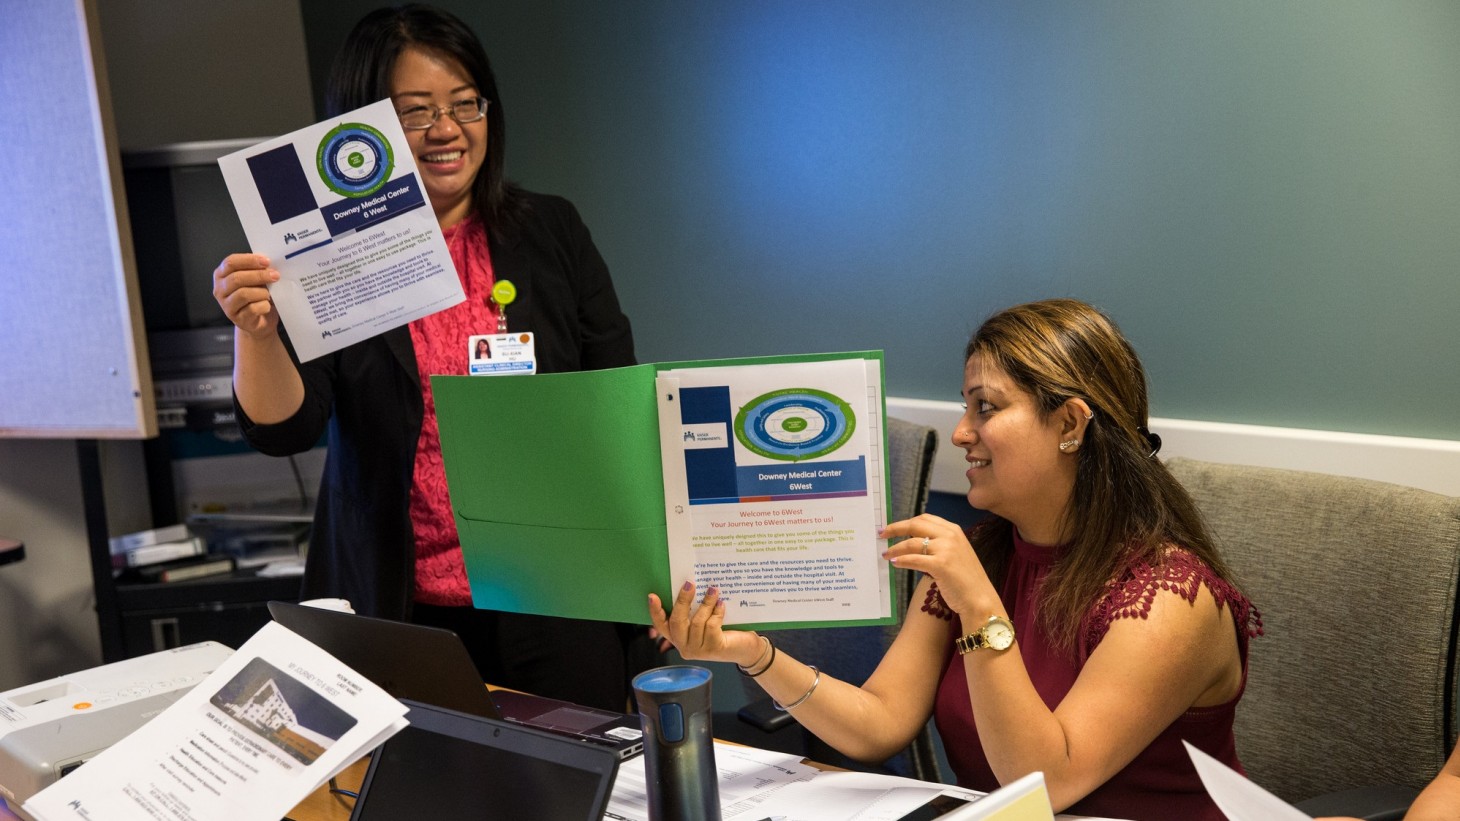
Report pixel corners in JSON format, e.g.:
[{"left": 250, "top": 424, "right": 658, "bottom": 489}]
[{"left": 433, "top": 351, "right": 895, "bottom": 630}]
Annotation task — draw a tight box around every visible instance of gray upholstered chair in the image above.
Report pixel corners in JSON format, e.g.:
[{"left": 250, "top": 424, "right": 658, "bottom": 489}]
[
  {"left": 737, "top": 416, "right": 943, "bottom": 782},
  {"left": 1167, "top": 457, "right": 1460, "bottom": 819}
]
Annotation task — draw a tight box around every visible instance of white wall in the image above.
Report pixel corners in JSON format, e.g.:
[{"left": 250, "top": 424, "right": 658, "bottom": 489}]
[{"left": 890, "top": 399, "right": 1460, "bottom": 499}]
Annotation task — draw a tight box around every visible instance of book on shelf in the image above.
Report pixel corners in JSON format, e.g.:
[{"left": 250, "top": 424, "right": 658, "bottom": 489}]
[
  {"left": 121, "top": 554, "right": 238, "bottom": 584},
  {"left": 111, "top": 535, "right": 206, "bottom": 569},
  {"left": 107, "top": 523, "right": 190, "bottom": 553}
]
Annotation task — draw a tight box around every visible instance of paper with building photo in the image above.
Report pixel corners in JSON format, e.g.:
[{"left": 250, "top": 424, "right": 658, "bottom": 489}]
[
  {"left": 218, "top": 98, "right": 464, "bottom": 362},
  {"left": 22, "top": 622, "right": 408, "bottom": 821}
]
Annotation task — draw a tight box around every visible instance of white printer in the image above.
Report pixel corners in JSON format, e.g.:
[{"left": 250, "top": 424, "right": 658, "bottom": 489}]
[{"left": 0, "top": 641, "right": 233, "bottom": 814}]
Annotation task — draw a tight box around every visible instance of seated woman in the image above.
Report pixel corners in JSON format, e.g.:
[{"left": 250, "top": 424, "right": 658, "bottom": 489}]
[{"left": 649, "top": 298, "right": 1261, "bottom": 820}]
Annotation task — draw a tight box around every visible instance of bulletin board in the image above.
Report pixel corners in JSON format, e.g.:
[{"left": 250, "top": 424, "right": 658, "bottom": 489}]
[{"left": 0, "top": 0, "right": 155, "bottom": 439}]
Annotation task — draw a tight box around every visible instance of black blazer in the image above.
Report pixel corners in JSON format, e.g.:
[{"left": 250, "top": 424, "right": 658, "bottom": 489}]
[{"left": 237, "top": 192, "right": 636, "bottom": 619}]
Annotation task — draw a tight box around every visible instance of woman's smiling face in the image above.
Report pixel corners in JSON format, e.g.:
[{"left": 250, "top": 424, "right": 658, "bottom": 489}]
[
  {"left": 390, "top": 46, "right": 487, "bottom": 228},
  {"left": 953, "top": 355, "right": 1077, "bottom": 543}
]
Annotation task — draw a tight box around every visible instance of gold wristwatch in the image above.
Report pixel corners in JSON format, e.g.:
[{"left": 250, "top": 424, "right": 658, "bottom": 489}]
[{"left": 954, "top": 615, "right": 1016, "bottom": 654}]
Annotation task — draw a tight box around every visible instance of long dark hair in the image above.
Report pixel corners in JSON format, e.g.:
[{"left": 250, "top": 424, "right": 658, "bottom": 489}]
[
  {"left": 966, "top": 298, "right": 1241, "bottom": 652},
  {"left": 325, "top": 4, "right": 527, "bottom": 238}
]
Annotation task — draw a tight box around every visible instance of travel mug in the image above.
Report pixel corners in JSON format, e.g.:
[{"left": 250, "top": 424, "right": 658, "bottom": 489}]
[{"left": 632, "top": 665, "right": 722, "bottom": 821}]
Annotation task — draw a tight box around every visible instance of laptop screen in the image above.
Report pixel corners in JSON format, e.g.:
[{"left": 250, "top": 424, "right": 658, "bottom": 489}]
[
  {"left": 266, "top": 601, "right": 499, "bottom": 719},
  {"left": 350, "top": 700, "right": 619, "bottom": 821}
]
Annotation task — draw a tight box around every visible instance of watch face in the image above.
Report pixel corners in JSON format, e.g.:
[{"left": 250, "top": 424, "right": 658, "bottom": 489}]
[{"left": 984, "top": 619, "right": 1015, "bottom": 651}]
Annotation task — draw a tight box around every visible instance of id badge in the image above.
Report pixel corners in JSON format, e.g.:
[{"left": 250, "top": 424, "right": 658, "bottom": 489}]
[{"left": 468, "top": 333, "right": 537, "bottom": 375}]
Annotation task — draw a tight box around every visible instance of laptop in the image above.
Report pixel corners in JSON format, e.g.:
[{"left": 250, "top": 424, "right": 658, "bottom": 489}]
[
  {"left": 349, "top": 699, "right": 620, "bottom": 821},
  {"left": 266, "top": 601, "right": 644, "bottom": 758}
]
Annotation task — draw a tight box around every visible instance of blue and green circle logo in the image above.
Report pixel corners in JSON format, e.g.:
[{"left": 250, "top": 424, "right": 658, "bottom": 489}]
[
  {"left": 317, "top": 123, "right": 393, "bottom": 197},
  {"left": 734, "top": 388, "right": 855, "bottom": 462}
]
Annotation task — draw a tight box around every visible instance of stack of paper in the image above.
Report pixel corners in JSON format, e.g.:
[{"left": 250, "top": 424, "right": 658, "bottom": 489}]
[{"left": 22, "top": 623, "right": 408, "bottom": 821}]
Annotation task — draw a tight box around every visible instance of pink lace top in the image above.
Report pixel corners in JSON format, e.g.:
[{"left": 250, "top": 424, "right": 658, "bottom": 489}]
[
  {"left": 926, "top": 529, "right": 1262, "bottom": 821},
  {"left": 405, "top": 215, "right": 496, "bottom": 606}
]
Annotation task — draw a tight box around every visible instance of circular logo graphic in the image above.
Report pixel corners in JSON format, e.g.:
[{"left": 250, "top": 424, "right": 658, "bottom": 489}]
[
  {"left": 734, "top": 388, "right": 855, "bottom": 461},
  {"left": 316, "top": 123, "right": 394, "bottom": 197}
]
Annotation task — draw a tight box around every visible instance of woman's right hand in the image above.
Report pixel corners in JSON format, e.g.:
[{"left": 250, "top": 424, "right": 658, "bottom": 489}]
[
  {"left": 647, "top": 582, "right": 763, "bottom": 667},
  {"left": 212, "top": 254, "right": 280, "bottom": 337}
]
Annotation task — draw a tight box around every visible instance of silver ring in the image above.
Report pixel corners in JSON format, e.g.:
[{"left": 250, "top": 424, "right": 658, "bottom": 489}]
[{"left": 920, "top": 536, "right": 930, "bottom": 554}]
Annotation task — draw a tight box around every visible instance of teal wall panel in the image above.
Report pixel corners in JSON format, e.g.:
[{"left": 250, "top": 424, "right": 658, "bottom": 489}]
[{"left": 302, "top": 1, "right": 1460, "bottom": 439}]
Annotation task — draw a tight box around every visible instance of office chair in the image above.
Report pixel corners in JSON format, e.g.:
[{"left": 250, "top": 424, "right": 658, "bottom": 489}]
[
  {"left": 736, "top": 416, "right": 943, "bottom": 783},
  {"left": 1167, "top": 457, "right": 1460, "bottom": 820}
]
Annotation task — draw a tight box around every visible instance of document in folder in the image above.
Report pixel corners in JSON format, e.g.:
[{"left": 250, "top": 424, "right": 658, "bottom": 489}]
[{"left": 433, "top": 351, "right": 894, "bottom": 630}]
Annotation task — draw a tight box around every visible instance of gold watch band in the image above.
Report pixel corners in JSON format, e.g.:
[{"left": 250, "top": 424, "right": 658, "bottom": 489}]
[
  {"left": 954, "top": 633, "right": 988, "bottom": 654},
  {"left": 954, "top": 615, "right": 1015, "bottom": 655}
]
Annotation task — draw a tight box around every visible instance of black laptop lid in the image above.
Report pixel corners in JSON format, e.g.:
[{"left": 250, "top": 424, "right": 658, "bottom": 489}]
[
  {"left": 350, "top": 700, "right": 620, "bottom": 821},
  {"left": 266, "top": 601, "right": 499, "bottom": 719}
]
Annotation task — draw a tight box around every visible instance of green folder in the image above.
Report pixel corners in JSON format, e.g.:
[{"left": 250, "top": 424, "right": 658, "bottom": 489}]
[{"left": 433, "top": 351, "right": 893, "bottom": 629}]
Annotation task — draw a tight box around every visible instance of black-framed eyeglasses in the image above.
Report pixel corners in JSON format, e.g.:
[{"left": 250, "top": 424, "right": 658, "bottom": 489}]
[{"left": 396, "top": 97, "right": 489, "bottom": 130}]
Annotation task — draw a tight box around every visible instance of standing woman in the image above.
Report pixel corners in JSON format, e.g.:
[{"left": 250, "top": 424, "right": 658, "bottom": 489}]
[
  {"left": 213, "top": 4, "right": 639, "bottom": 711},
  {"left": 651, "top": 299, "right": 1262, "bottom": 818}
]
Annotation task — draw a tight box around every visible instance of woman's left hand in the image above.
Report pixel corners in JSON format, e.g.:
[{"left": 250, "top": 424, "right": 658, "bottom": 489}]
[
  {"left": 880, "top": 514, "right": 997, "bottom": 617},
  {"left": 647, "top": 582, "right": 763, "bottom": 667}
]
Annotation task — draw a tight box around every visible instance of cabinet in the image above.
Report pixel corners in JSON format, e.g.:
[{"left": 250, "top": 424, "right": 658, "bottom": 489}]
[
  {"left": 114, "top": 572, "right": 302, "bottom": 657},
  {"left": 83, "top": 140, "right": 311, "bottom": 663}
]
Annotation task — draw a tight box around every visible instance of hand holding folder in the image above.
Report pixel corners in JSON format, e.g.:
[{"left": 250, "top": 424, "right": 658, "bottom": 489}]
[{"left": 433, "top": 351, "right": 896, "bottom": 630}]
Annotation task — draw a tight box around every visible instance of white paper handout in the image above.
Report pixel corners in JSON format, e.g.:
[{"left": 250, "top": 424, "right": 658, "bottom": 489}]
[
  {"left": 218, "top": 99, "right": 465, "bottom": 362},
  {"left": 1184, "top": 740, "right": 1312, "bottom": 821},
  {"left": 655, "top": 357, "right": 890, "bottom": 626},
  {"left": 23, "top": 622, "right": 409, "bottom": 821},
  {"left": 606, "top": 742, "right": 1117, "bottom": 821}
]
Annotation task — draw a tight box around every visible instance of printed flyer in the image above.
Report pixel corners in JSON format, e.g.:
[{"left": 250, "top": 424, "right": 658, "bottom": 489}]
[
  {"left": 218, "top": 99, "right": 464, "bottom": 361},
  {"left": 656, "top": 358, "right": 887, "bottom": 625}
]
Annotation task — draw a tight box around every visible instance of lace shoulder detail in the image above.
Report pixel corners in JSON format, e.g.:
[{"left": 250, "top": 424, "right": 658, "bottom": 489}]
[
  {"left": 1083, "top": 548, "right": 1264, "bottom": 651},
  {"left": 922, "top": 581, "right": 956, "bottom": 622}
]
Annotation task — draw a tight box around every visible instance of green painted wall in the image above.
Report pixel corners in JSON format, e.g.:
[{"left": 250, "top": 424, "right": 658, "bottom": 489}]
[{"left": 303, "top": 1, "right": 1460, "bottom": 439}]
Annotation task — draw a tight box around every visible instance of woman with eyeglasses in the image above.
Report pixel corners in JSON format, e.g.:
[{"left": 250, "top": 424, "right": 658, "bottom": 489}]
[{"left": 211, "top": 4, "right": 641, "bottom": 711}]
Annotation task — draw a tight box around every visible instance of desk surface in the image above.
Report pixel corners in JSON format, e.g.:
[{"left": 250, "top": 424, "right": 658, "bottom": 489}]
[
  {"left": 285, "top": 744, "right": 830, "bottom": 821},
  {"left": 288, "top": 756, "right": 369, "bottom": 821},
  {"left": 286, "top": 685, "right": 838, "bottom": 821}
]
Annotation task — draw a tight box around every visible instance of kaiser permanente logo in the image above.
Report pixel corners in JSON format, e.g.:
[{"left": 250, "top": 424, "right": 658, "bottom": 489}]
[
  {"left": 283, "top": 226, "right": 326, "bottom": 245},
  {"left": 681, "top": 423, "right": 729, "bottom": 449}
]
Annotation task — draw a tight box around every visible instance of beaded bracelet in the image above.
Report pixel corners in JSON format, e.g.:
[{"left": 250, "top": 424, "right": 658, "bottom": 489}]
[
  {"left": 738, "top": 636, "right": 777, "bottom": 678},
  {"left": 774, "top": 665, "right": 820, "bottom": 711}
]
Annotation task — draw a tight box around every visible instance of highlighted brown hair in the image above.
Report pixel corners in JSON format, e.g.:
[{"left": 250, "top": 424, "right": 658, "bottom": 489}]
[{"left": 966, "top": 298, "right": 1239, "bottom": 652}]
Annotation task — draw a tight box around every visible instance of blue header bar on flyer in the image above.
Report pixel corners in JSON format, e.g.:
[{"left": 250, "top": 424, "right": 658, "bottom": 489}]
[{"left": 321, "top": 173, "right": 426, "bottom": 236}]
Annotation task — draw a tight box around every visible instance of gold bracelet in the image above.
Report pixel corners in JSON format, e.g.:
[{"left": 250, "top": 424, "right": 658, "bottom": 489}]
[
  {"left": 774, "top": 665, "right": 820, "bottom": 710},
  {"left": 738, "top": 636, "right": 776, "bottom": 677}
]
